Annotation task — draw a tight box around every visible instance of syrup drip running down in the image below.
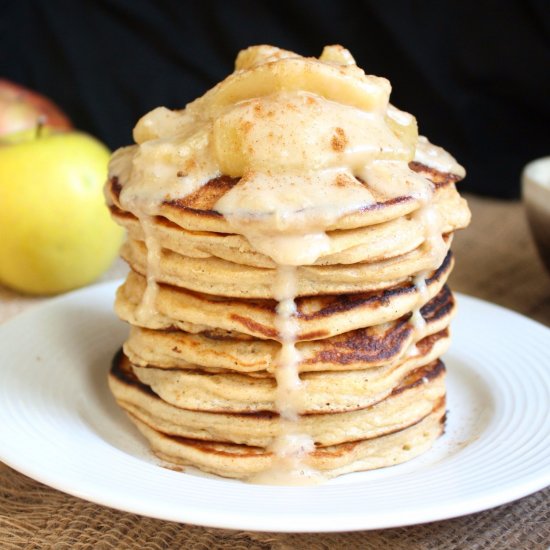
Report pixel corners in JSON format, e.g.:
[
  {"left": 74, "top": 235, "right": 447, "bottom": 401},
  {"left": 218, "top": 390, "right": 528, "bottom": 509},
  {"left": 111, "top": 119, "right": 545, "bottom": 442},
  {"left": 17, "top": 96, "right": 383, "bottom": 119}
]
[
  {"left": 407, "top": 187, "right": 448, "bottom": 357},
  {"left": 250, "top": 265, "right": 321, "bottom": 485},
  {"left": 134, "top": 215, "right": 161, "bottom": 324}
]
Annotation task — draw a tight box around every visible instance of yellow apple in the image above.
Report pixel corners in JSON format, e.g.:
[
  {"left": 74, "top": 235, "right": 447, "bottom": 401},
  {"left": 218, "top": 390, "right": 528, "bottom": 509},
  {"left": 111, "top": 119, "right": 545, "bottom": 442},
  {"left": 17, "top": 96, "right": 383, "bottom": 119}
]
[{"left": 0, "top": 129, "right": 124, "bottom": 295}]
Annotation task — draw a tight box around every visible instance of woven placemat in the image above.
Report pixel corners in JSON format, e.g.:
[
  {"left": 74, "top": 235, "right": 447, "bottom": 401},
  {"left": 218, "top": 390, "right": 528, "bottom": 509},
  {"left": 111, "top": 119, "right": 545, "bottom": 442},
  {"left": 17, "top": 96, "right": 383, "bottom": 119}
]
[{"left": 1, "top": 195, "right": 549, "bottom": 549}]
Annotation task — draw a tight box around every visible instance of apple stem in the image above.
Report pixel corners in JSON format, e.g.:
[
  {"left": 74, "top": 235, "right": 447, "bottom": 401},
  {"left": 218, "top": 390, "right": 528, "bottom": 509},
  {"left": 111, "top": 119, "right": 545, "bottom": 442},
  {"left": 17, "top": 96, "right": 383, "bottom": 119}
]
[{"left": 36, "top": 115, "right": 47, "bottom": 139}]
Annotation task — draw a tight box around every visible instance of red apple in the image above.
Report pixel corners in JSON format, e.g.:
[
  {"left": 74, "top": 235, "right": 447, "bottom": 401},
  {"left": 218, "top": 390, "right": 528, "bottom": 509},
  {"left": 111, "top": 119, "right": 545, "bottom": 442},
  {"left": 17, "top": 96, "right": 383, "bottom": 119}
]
[{"left": 0, "top": 79, "right": 72, "bottom": 137}]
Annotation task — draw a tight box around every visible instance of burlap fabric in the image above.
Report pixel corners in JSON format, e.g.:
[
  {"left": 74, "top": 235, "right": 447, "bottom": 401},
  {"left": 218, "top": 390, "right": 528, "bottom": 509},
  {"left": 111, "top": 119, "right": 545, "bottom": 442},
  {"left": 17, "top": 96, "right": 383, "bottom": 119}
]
[{"left": 1, "top": 194, "right": 549, "bottom": 549}]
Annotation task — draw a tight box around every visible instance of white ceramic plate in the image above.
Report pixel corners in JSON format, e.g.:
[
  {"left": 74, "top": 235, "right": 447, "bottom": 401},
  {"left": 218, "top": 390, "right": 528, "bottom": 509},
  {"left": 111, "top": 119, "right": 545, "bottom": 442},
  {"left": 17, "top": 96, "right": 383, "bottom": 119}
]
[{"left": 0, "top": 281, "right": 549, "bottom": 532}]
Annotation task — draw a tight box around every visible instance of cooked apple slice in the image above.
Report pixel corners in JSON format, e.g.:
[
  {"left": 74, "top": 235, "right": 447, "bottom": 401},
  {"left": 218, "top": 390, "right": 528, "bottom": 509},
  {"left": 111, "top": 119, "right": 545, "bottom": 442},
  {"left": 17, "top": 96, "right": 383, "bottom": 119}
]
[
  {"left": 319, "top": 45, "right": 356, "bottom": 66},
  {"left": 190, "top": 57, "right": 390, "bottom": 119},
  {"left": 235, "top": 45, "right": 298, "bottom": 71}
]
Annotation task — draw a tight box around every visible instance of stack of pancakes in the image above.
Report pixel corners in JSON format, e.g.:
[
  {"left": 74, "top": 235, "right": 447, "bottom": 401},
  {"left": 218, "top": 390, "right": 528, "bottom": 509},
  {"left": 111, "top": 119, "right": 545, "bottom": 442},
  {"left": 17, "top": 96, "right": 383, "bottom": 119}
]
[{"left": 106, "top": 45, "right": 470, "bottom": 481}]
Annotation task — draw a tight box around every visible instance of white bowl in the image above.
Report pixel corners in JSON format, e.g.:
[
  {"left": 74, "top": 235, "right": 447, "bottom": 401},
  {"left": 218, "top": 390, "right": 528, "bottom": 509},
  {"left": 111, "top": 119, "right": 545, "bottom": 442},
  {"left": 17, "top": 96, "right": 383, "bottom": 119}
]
[{"left": 522, "top": 156, "right": 550, "bottom": 273}]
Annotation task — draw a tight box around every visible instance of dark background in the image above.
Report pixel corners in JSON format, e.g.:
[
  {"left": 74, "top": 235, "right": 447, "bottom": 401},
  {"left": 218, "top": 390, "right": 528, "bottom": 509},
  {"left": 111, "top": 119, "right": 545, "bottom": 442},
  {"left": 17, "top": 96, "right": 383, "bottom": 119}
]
[{"left": 1, "top": 0, "right": 549, "bottom": 198}]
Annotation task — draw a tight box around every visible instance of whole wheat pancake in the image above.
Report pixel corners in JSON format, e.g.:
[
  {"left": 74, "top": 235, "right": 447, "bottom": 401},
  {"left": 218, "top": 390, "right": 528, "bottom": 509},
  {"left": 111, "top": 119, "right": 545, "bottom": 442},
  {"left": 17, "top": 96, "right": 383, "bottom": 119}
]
[
  {"left": 106, "top": 161, "right": 467, "bottom": 235},
  {"left": 112, "top": 207, "right": 425, "bottom": 268},
  {"left": 125, "top": 402, "right": 445, "bottom": 480},
  {"left": 109, "top": 180, "right": 469, "bottom": 269},
  {"left": 120, "top": 233, "right": 452, "bottom": 298},
  {"left": 129, "top": 330, "right": 448, "bottom": 414},
  {"left": 123, "top": 285, "right": 454, "bottom": 373},
  {"left": 115, "top": 252, "right": 453, "bottom": 341},
  {"left": 110, "top": 351, "right": 445, "bottom": 447}
]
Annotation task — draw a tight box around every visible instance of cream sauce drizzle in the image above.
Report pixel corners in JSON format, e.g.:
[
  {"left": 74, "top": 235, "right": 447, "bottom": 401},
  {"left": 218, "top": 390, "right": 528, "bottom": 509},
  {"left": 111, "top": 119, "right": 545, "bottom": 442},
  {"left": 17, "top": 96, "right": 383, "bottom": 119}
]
[
  {"left": 110, "top": 146, "right": 166, "bottom": 325},
  {"left": 106, "top": 44, "right": 465, "bottom": 485},
  {"left": 415, "top": 136, "right": 466, "bottom": 178},
  {"left": 406, "top": 183, "right": 447, "bottom": 356},
  {"left": 215, "top": 170, "right": 374, "bottom": 265},
  {"left": 249, "top": 266, "right": 322, "bottom": 485},
  {"left": 134, "top": 215, "right": 161, "bottom": 324},
  {"left": 272, "top": 265, "right": 302, "bottom": 420}
]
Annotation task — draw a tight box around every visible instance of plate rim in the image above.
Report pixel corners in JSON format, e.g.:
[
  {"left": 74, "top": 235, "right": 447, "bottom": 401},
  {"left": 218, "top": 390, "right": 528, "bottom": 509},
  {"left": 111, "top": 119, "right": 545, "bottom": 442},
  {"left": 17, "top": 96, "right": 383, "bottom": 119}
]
[{"left": 0, "top": 279, "right": 549, "bottom": 532}]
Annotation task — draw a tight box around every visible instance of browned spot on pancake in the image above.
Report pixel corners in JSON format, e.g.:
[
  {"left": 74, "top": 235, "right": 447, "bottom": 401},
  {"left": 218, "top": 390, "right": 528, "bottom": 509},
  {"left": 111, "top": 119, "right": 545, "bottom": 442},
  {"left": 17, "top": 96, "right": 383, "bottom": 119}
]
[
  {"left": 304, "top": 320, "right": 411, "bottom": 367},
  {"left": 110, "top": 176, "right": 122, "bottom": 199},
  {"left": 420, "top": 285, "right": 453, "bottom": 323},
  {"left": 156, "top": 216, "right": 186, "bottom": 229},
  {"left": 110, "top": 349, "right": 158, "bottom": 398},
  {"left": 158, "top": 281, "right": 277, "bottom": 311},
  {"left": 202, "top": 329, "right": 254, "bottom": 341},
  {"left": 295, "top": 288, "right": 394, "bottom": 320},
  {"left": 177, "top": 171, "right": 186, "bottom": 177},
  {"left": 229, "top": 315, "right": 279, "bottom": 339},
  {"left": 298, "top": 329, "right": 331, "bottom": 340},
  {"left": 428, "top": 250, "right": 453, "bottom": 282},
  {"left": 166, "top": 206, "right": 224, "bottom": 220},
  {"left": 331, "top": 127, "right": 348, "bottom": 151},
  {"left": 440, "top": 407, "right": 448, "bottom": 429},
  {"left": 364, "top": 195, "right": 412, "bottom": 212},
  {"left": 312, "top": 439, "right": 359, "bottom": 455},
  {"left": 109, "top": 204, "right": 133, "bottom": 219},
  {"left": 392, "top": 359, "right": 445, "bottom": 397},
  {"left": 300, "top": 286, "right": 452, "bottom": 366},
  {"left": 409, "top": 161, "right": 462, "bottom": 187},
  {"left": 156, "top": 328, "right": 183, "bottom": 335},
  {"left": 415, "top": 329, "right": 449, "bottom": 354},
  {"left": 164, "top": 175, "right": 240, "bottom": 215}
]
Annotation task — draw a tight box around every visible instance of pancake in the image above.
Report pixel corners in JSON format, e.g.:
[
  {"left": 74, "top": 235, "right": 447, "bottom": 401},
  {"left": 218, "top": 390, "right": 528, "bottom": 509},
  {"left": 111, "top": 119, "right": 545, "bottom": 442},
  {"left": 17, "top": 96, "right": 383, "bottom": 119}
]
[
  {"left": 120, "top": 233, "right": 453, "bottom": 298},
  {"left": 125, "top": 402, "right": 445, "bottom": 480},
  {"left": 123, "top": 285, "right": 454, "bottom": 373},
  {"left": 112, "top": 206, "right": 427, "bottom": 268},
  {"left": 115, "top": 251, "right": 453, "bottom": 341},
  {"left": 129, "top": 329, "right": 448, "bottom": 414},
  {"left": 106, "top": 163, "right": 467, "bottom": 235},
  {"left": 110, "top": 350, "right": 445, "bottom": 448},
  {"left": 109, "top": 179, "right": 469, "bottom": 269}
]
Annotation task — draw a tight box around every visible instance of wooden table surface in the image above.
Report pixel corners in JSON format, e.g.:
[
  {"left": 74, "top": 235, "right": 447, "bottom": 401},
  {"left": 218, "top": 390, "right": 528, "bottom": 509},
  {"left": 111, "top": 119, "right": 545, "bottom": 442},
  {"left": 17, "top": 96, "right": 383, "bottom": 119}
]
[{"left": 0, "top": 194, "right": 549, "bottom": 550}]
